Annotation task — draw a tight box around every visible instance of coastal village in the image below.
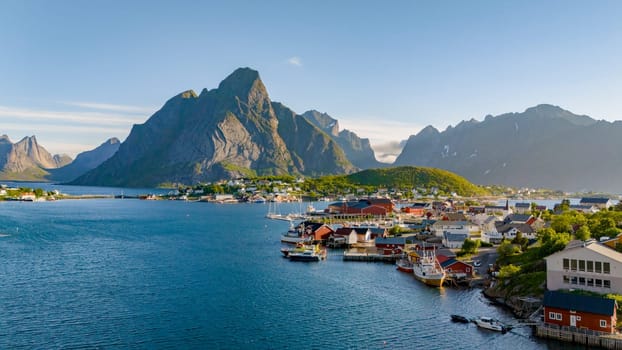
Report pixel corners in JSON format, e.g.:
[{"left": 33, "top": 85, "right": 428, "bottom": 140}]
[
  {"left": 272, "top": 194, "right": 622, "bottom": 348},
  {"left": 5, "top": 180, "right": 622, "bottom": 348}
]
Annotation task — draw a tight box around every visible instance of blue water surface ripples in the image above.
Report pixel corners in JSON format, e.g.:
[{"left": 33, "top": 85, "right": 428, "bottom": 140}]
[{"left": 0, "top": 198, "right": 579, "bottom": 349}]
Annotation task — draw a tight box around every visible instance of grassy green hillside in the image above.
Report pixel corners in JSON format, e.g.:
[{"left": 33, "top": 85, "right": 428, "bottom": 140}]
[{"left": 345, "top": 166, "right": 488, "bottom": 197}]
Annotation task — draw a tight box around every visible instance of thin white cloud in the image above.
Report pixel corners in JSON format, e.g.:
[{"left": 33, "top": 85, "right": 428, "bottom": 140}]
[
  {"left": 0, "top": 105, "right": 146, "bottom": 126},
  {"left": 287, "top": 56, "right": 303, "bottom": 67},
  {"left": 60, "top": 101, "right": 157, "bottom": 114},
  {"left": 1, "top": 122, "right": 129, "bottom": 136}
]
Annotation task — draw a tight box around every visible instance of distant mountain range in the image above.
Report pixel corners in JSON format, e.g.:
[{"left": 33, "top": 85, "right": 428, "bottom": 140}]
[
  {"left": 0, "top": 135, "right": 119, "bottom": 183},
  {"left": 395, "top": 104, "right": 622, "bottom": 193},
  {"left": 4, "top": 68, "right": 622, "bottom": 193},
  {"left": 0, "top": 135, "right": 71, "bottom": 181}
]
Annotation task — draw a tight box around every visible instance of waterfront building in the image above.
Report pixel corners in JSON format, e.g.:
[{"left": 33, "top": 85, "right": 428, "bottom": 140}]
[
  {"left": 543, "top": 290, "right": 617, "bottom": 334},
  {"left": 545, "top": 240, "right": 622, "bottom": 294}
]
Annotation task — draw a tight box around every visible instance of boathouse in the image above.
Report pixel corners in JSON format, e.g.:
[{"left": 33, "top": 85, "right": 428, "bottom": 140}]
[
  {"left": 437, "top": 255, "right": 474, "bottom": 278},
  {"left": 375, "top": 236, "right": 406, "bottom": 255},
  {"left": 543, "top": 290, "right": 617, "bottom": 334}
]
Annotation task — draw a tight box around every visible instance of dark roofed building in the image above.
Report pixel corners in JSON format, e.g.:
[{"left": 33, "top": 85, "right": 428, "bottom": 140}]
[
  {"left": 580, "top": 197, "right": 613, "bottom": 210},
  {"left": 543, "top": 290, "right": 617, "bottom": 334}
]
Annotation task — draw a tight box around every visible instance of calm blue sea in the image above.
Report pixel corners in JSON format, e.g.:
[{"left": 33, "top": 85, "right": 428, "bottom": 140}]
[{"left": 0, "top": 192, "right": 574, "bottom": 349}]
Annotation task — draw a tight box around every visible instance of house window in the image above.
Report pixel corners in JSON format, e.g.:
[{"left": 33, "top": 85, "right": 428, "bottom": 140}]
[
  {"left": 563, "top": 276, "right": 570, "bottom": 284},
  {"left": 556, "top": 313, "right": 562, "bottom": 321},
  {"left": 563, "top": 258, "right": 569, "bottom": 270},
  {"left": 587, "top": 261, "right": 594, "bottom": 272},
  {"left": 549, "top": 312, "right": 556, "bottom": 320},
  {"left": 587, "top": 278, "right": 594, "bottom": 287},
  {"left": 596, "top": 279, "right": 603, "bottom": 287},
  {"left": 595, "top": 261, "right": 602, "bottom": 273},
  {"left": 571, "top": 259, "right": 578, "bottom": 271},
  {"left": 571, "top": 276, "right": 578, "bottom": 285},
  {"left": 579, "top": 277, "right": 586, "bottom": 285},
  {"left": 604, "top": 262, "right": 610, "bottom": 274},
  {"left": 600, "top": 320, "right": 607, "bottom": 328},
  {"left": 579, "top": 260, "right": 585, "bottom": 272},
  {"left": 604, "top": 280, "right": 611, "bottom": 289}
]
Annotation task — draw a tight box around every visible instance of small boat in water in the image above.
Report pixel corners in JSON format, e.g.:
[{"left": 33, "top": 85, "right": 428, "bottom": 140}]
[
  {"left": 450, "top": 314, "right": 470, "bottom": 323},
  {"left": 473, "top": 316, "right": 510, "bottom": 333},
  {"left": 288, "top": 244, "right": 326, "bottom": 262}
]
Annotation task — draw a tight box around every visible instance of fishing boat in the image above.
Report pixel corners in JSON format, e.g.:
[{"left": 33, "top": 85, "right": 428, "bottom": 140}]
[
  {"left": 288, "top": 244, "right": 326, "bottom": 262},
  {"left": 450, "top": 314, "right": 470, "bottom": 323},
  {"left": 280, "top": 221, "right": 309, "bottom": 244},
  {"left": 412, "top": 249, "right": 446, "bottom": 287},
  {"left": 472, "top": 316, "right": 510, "bottom": 333},
  {"left": 395, "top": 256, "right": 414, "bottom": 273}
]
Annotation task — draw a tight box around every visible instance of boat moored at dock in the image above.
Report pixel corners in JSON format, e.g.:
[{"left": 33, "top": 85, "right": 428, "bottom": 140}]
[
  {"left": 473, "top": 316, "right": 510, "bottom": 333},
  {"left": 412, "top": 249, "right": 446, "bottom": 287}
]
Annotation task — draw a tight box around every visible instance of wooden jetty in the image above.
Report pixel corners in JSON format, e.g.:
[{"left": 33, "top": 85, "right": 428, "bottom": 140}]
[
  {"left": 536, "top": 323, "right": 622, "bottom": 349},
  {"left": 343, "top": 251, "right": 397, "bottom": 262}
]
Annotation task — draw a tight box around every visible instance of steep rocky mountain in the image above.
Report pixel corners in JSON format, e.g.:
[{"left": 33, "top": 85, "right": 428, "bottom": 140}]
[
  {"left": 394, "top": 104, "right": 622, "bottom": 193},
  {"left": 0, "top": 135, "right": 72, "bottom": 181},
  {"left": 71, "top": 68, "right": 356, "bottom": 187},
  {"left": 302, "top": 110, "right": 384, "bottom": 169},
  {"left": 48, "top": 138, "right": 120, "bottom": 182}
]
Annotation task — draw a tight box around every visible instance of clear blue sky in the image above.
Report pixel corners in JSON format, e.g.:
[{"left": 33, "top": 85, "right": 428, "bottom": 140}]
[{"left": 1, "top": 0, "right": 621, "bottom": 160}]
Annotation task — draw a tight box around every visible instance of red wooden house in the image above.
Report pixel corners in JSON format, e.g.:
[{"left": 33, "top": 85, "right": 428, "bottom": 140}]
[
  {"left": 438, "top": 256, "right": 474, "bottom": 278},
  {"left": 543, "top": 290, "right": 617, "bottom": 334},
  {"left": 300, "top": 221, "right": 335, "bottom": 242}
]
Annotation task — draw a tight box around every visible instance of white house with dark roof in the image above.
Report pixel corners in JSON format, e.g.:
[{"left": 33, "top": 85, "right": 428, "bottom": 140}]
[
  {"left": 580, "top": 197, "right": 613, "bottom": 210},
  {"left": 431, "top": 220, "right": 478, "bottom": 238},
  {"left": 514, "top": 202, "right": 532, "bottom": 214},
  {"left": 442, "top": 232, "right": 469, "bottom": 249},
  {"left": 545, "top": 240, "right": 622, "bottom": 294}
]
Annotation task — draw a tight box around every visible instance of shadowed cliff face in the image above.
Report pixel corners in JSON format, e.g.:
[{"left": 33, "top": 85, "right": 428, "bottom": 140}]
[
  {"left": 394, "top": 104, "right": 622, "bottom": 193},
  {"left": 71, "top": 67, "right": 356, "bottom": 187}
]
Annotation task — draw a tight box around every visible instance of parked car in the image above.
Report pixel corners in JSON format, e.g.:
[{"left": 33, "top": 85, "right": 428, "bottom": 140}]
[{"left": 473, "top": 260, "right": 481, "bottom": 267}]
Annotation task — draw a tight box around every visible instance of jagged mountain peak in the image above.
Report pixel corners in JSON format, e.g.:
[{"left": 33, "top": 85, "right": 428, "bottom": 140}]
[
  {"left": 416, "top": 125, "right": 440, "bottom": 137},
  {"left": 218, "top": 67, "right": 266, "bottom": 97},
  {"left": 302, "top": 110, "right": 339, "bottom": 136}
]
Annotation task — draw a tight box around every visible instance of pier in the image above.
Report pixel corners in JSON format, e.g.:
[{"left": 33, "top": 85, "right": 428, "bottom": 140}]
[
  {"left": 342, "top": 251, "right": 397, "bottom": 262},
  {"left": 536, "top": 323, "right": 622, "bottom": 349}
]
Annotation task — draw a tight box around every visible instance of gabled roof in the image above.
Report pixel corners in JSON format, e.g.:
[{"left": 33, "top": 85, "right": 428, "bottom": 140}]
[
  {"left": 443, "top": 232, "right": 468, "bottom": 241},
  {"left": 545, "top": 240, "right": 622, "bottom": 264},
  {"left": 580, "top": 197, "right": 611, "bottom": 204},
  {"left": 432, "top": 220, "right": 469, "bottom": 227},
  {"left": 544, "top": 290, "right": 616, "bottom": 316},
  {"left": 495, "top": 223, "right": 535, "bottom": 234},
  {"left": 375, "top": 237, "right": 406, "bottom": 245},
  {"left": 440, "top": 258, "right": 472, "bottom": 269},
  {"left": 504, "top": 213, "right": 532, "bottom": 224},
  {"left": 515, "top": 202, "right": 531, "bottom": 208}
]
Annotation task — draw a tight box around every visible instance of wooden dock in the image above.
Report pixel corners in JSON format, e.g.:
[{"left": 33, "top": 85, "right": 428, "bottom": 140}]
[
  {"left": 342, "top": 251, "right": 397, "bottom": 262},
  {"left": 536, "top": 324, "right": 622, "bottom": 349}
]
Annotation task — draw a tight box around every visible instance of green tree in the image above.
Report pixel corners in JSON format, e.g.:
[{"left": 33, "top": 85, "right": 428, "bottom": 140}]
[
  {"left": 498, "top": 264, "right": 521, "bottom": 279},
  {"left": 460, "top": 238, "right": 481, "bottom": 255},
  {"left": 497, "top": 240, "right": 520, "bottom": 258},
  {"left": 574, "top": 225, "right": 591, "bottom": 241},
  {"left": 511, "top": 232, "right": 529, "bottom": 251}
]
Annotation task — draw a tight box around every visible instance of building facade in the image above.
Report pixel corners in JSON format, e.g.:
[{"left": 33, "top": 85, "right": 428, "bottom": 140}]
[{"left": 545, "top": 240, "right": 622, "bottom": 295}]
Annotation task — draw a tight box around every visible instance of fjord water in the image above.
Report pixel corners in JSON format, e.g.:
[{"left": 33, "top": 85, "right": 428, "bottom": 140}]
[{"left": 1, "top": 198, "right": 559, "bottom": 349}]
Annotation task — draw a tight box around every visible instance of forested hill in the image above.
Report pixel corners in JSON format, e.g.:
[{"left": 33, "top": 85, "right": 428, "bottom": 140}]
[{"left": 345, "top": 166, "right": 488, "bottom": 197}]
